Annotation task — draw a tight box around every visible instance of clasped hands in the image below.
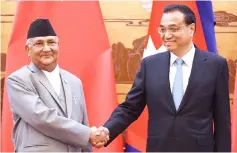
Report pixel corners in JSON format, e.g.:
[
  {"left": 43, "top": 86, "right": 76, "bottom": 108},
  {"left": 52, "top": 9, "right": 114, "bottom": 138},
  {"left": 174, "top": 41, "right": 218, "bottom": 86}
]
[{"left": 89, "top": 126, "right": 109, "bottom": 149}]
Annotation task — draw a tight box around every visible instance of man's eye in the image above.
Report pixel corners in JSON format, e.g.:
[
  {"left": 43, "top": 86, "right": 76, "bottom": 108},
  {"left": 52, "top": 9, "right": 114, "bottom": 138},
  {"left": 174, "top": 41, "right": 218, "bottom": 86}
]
[
  {"left": 35, "top": 42, "right": 43, "bottom": 46},
  {"left": 170, "top": 27, "right": 179, "bottom": 32},
  {"left": 160, "top": 29, "right": 166, "bottom": 32}
]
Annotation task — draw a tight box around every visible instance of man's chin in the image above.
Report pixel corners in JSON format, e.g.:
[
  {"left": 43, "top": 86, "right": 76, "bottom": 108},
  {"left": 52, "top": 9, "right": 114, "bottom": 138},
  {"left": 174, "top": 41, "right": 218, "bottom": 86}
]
[
  {"left": 165, "top": 46, "right": 177, "bottom": 52},
  {"left": 41, "top": 58, "right": 55, "bottom": 65},
  {"left": 40, "top": 61, "right": 57, "bottom": 68},
  {"left": 42, "top": 62, "right": 54, "bottom": 66}
]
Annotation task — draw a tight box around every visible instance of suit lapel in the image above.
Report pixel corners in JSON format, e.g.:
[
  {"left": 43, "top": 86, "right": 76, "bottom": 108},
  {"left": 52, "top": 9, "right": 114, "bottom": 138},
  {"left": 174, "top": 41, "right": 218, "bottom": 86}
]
[
  {"left": 177, "top": 49, "right": 208, "bottom": 112},
  {"left": 60, "top": 70, "right": 73, "bottom": 118},
  {"left": 161, "top": 52, "right": 177, "bottom": 112},
  {"left": 28, "top": 63, "right": 67, "bottom": 116}
]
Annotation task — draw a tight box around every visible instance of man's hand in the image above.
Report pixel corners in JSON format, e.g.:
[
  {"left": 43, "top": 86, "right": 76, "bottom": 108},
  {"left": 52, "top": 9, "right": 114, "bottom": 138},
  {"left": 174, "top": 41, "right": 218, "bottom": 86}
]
[{"left": 89, "top": 126, "right": 110, "bottom": 149}]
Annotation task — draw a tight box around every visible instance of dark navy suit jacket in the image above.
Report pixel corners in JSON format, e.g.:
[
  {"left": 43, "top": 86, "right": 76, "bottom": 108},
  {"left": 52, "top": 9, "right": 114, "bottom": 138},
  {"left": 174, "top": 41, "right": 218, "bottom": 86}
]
[{"left": 104, "top": 48, "right": 231, "bottom": 152}]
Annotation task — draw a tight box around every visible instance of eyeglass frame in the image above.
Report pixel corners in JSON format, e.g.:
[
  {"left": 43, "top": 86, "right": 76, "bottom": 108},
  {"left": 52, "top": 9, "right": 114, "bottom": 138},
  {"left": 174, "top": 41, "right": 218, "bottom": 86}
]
[
  {"left": 27, "top": 38, "right": 59, "bottom": 50},
  {"left": 157, "top": 24, "right": 191, "bottom": 35}
]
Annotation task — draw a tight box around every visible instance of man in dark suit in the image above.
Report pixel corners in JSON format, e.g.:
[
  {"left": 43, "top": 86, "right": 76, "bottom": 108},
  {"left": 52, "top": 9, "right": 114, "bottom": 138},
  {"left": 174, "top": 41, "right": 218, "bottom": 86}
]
[{"left": 95, "top": 4, "right": 231, "bottom": 152}]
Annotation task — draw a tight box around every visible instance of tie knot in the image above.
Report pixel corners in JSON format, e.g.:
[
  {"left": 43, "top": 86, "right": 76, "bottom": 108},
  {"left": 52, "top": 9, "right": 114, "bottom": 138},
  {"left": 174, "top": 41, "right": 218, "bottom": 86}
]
[{"left": 176, "top": 58, "right": 183, "bottom": 65}]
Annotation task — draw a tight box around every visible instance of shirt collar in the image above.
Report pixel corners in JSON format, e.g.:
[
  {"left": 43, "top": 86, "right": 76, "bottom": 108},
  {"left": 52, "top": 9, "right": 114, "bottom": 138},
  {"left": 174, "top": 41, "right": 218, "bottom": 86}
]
[
  {"left": 42, "top": 64, "right": 60, "bottom": 76},
  {"left": 170, "top": 44, "right": 195, "bottom": 67}
]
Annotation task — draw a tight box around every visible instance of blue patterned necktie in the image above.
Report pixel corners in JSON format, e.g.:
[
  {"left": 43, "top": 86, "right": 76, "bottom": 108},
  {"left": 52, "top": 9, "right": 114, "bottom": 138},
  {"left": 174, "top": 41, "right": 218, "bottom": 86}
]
[{"left": 172, "top": 58, "right": 184, "bottom": 110}]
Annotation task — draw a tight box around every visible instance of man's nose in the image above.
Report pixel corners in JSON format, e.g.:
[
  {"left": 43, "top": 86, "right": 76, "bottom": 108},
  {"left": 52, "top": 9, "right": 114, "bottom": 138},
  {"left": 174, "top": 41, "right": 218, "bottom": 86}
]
[
  {"left": 42, "top": 43, "right": 51, "bottom": 52},
  {"left": 164, "top": 31, "right": 172, "bottom": 39}
]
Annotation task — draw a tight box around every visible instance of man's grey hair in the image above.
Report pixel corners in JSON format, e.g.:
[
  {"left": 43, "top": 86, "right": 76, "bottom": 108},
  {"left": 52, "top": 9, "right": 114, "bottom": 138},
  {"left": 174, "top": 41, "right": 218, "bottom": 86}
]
[{"left": 25, "top": 39, "right": 31, "bottom": 46}]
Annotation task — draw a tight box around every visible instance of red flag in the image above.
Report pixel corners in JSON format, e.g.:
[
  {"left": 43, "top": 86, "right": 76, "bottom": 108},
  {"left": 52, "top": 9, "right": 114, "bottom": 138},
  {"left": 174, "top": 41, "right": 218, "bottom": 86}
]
[
  {"left": 126, "top": 1, "right": 216, "bottom": 151},
  {"left": 1, "top": 1, "right": 123, "bottom": 152},
  {"left": 232, "top": 66, "right": 237, "bottom": 151}
]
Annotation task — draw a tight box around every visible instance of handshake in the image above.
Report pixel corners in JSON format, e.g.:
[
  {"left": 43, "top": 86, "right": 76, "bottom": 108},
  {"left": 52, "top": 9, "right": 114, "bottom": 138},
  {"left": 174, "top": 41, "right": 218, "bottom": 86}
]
[{"left": 89, "top": 126, "right": 110, "bottom": 149}]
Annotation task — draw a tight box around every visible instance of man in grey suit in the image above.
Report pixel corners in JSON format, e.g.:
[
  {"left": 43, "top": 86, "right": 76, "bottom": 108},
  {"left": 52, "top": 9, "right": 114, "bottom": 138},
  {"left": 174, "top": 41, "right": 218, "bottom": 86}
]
[{"left": 6, "top": 18, "right": 108, "bottom": 152}]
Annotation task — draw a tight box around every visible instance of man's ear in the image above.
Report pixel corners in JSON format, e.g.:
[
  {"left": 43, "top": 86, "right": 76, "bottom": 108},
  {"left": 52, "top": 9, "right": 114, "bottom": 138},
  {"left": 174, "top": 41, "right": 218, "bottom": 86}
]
[
  {"left": 25, "top": 45, "right": 30, "bottom": 57},
  {"left": 190, "top": 23, "right": 195, "bottom": 36}
]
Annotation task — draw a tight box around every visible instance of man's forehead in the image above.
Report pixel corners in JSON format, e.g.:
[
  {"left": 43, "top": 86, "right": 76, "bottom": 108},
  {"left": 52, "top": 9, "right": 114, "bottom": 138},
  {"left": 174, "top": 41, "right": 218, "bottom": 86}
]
[
  {"left": 160, "top": 11, "right": 185, "bottom": 26},
  {"left": 31, "top": 36, "right": 58, "bottom": 41},
  {"left": 162, "top": 10, "right": 185, "bottom": 18}
]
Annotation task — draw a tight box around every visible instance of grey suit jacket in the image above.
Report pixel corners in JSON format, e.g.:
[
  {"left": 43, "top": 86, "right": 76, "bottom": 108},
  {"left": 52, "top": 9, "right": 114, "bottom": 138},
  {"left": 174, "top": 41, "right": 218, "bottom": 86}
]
[{"left": 6, "top": 63, "right": 92, "bottom": 152}]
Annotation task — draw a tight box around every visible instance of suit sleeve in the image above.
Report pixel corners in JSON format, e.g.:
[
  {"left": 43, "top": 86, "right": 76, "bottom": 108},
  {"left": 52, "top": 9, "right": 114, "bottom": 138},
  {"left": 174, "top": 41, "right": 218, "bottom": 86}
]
[
  {"left": 104, "top": 58, "right": 147, "bottom": 145},
  {"left": 79, "top": 80, "right": 92, "bottom": 152},
  {"left": 213, "top": 58, "right": 231, "bottom": 152},
  {"left": 6, "top": 75, "right": 91, "bottom": 148}
]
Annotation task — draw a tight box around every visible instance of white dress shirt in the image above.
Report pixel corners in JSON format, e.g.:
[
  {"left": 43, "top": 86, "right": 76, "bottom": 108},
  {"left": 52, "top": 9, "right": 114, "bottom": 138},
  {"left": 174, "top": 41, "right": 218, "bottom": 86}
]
[
  {"left": 169, "top": 44, "right": 195, "bottom": 93},
  {"left": 42, "top": 65, "right": 61, "bottom": 96}
]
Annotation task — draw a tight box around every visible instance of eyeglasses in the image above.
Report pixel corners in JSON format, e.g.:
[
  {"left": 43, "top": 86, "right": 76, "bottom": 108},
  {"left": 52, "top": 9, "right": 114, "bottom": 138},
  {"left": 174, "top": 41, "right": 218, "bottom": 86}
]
[
  {"left": 28, "top": 40, "right": 59, "bottom": 50},
  {"left": 157, "top": 25, "right": 186, "bottom": 35}
]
